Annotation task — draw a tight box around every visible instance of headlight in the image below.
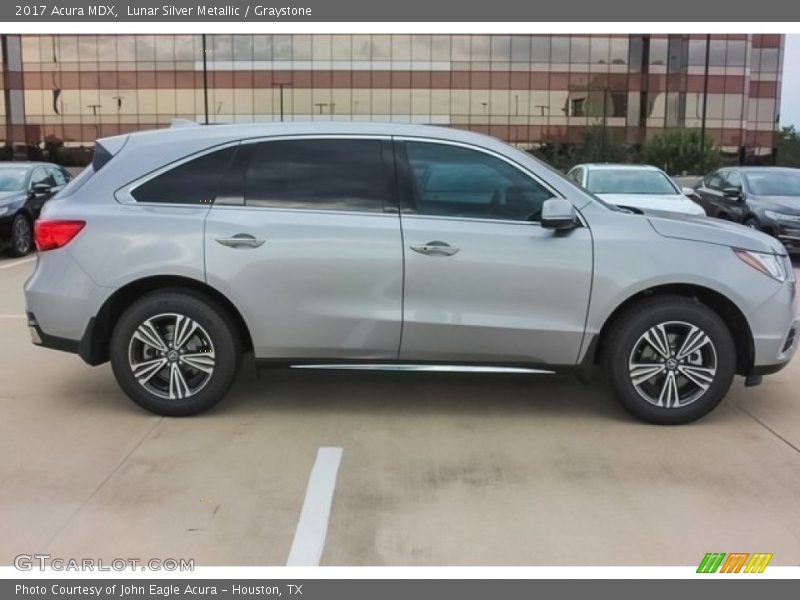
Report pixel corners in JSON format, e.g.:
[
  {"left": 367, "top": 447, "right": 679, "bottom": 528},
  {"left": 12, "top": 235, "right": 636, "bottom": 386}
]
[
  {"left": 765, "top": 210, "right": 800, "bottom": 223},
  {"left": 734, "top": 249, "right": 788, "bottom": 282},
  {"left": 0, "top": 206, "right": 9, "bottom": 217}
]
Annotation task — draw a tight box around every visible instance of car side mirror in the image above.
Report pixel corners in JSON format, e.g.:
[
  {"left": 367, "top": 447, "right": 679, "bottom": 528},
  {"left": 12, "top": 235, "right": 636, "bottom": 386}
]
[
  {"left": 681, "top": 186, "right": 696, "bottom": 197},
  {"left": 31, "top": 182, "right": 52, "bottom": 195},
  {"left": 722, "top": 187, "right": 743, "bottom": 201},
  {"left": 541, "top": 198, "right": 578, "bottom": 231}
]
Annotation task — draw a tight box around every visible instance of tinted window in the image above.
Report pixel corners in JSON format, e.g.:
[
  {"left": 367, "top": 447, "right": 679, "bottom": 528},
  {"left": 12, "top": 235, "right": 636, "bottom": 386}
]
[
  {"left": 723, "top": 171, "right": 742, "bottom": 190},
  {"left": 405, "top": 142, "right": 553, "bottom": 222},
  {"left": 132, "top": 146, "right": 236, "bottom": 204},
  {"left": 244, "top": 139, "right": 392, "bottom": 212},
  {"left": 30, "top": 167, "right": 54, "bottom": 188},
  {"left": 567, "top": 168, "right": 584, "bottom": 186},
  {"left": 705, "top": 171, "right": 726, "bottom": 190},
  {"left": 48, "top": 166, "right": 68, "bottom": 187}
]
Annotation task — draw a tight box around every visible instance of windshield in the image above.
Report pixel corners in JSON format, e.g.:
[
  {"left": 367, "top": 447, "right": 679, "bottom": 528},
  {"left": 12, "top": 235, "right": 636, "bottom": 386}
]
[
  {"left": 0, "top": 167, "right": 28, "bottom": 192},
  {"left": 586, "top": 169, "right": 679, "bottom": 195},
  {"left": 744, "top": 171, "right": 800, "bottom": 197}
]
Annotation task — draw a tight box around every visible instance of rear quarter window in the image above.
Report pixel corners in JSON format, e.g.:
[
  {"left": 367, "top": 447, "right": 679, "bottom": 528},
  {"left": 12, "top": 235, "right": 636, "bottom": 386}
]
[{"left": 131, "top": 146, "right": 237, "bottom": 204}]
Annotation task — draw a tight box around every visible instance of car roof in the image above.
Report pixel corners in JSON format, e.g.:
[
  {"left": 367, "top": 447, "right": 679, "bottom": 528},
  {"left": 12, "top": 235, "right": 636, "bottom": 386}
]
[
  {"left": 573, "top": 163, "right": 665, "bottom": 171},
  {"left": 100, "top": 120, "right": 503, "bottom": 150},
  {"left": 729, "top": 166, "right": 800, "bottom": 173}
]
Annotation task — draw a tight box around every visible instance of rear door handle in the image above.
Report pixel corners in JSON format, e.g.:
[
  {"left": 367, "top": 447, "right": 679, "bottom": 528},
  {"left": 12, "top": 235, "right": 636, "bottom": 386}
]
[
  {"left": 409, "top": 241, "right": 459, "bottom": 257},
  {"left": 215, "top": 233, "right": 265, "bottom": 249}
]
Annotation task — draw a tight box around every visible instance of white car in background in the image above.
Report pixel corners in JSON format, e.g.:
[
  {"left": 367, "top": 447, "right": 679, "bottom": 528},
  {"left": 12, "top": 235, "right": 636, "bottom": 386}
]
[{"left": 567, "top": 163, "right": 706, "bottom": 217}]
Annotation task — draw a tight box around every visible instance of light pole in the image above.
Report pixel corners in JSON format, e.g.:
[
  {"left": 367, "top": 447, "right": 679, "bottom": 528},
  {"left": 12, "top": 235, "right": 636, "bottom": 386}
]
[
  {"left": 201, "top": 34, "right": 209, "bottom": 125},
  {"left": 273, "top": 82, "right": 290, "bottom": 122}
]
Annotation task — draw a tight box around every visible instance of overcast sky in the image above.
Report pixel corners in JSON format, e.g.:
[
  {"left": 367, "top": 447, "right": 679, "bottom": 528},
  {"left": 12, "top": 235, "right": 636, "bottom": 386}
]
[{"left": 780, "top": 34, "right": 799, "bottom": 127}]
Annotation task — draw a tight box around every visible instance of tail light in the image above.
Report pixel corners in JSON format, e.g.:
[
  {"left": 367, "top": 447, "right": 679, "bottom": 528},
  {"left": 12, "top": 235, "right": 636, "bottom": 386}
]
[{"left": 34, "top": 220, "right": 85, "bottom": 252}]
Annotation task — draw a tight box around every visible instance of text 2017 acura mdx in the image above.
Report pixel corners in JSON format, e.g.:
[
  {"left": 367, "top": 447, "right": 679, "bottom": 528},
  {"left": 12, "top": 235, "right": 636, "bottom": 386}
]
[{"left": 24, "top": 123, "right": 798, "bottom": 424}]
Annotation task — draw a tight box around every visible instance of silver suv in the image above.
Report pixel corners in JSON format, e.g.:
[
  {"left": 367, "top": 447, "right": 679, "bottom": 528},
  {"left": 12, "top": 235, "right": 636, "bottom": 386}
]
[{"left": 24, "top": 123, "right": 798, "bottom": 424}]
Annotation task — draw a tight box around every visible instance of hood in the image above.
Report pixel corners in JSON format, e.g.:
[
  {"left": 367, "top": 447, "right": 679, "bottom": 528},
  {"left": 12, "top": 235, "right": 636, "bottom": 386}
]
[
  {"left": 596, "top": 193, "right": 705, "bottom": 216},
  {"left": 648, "top": 213, "right": 785, "bottom": 255},
  {"left": 752, "top": 195, "right": 800, "bottom": 214}
]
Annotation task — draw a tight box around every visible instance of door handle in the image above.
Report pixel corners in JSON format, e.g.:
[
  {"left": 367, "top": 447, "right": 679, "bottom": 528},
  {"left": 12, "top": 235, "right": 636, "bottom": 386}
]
[
  {"left": 215, "top": 234, "right": 265, "bottom": 249},
  {"left": 409, "top": 241, "right": 459, "bottom": 257}
]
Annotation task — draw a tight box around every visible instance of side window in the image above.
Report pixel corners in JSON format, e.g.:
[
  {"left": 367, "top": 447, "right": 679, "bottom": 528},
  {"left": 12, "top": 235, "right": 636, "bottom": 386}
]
[
  {"left": 30, "top": 167, "right": 53, "bottom": 189},
  {"left": 724, "top": 171, "right": 742, "bottom": 190},
  {"left": 404, "top": 142, "right": 553, "bottom": 222},
  {"left": 705, "top": 171, "right": 726, "bottom": 190},
  {"left": 48, "top": 167, "right": 67, "bottom": 188},
  {"left": 131, "top": 146, "right": 237, "bottom": 204},
  {"left": 567, "top": 168, "right": 584, "bottom": 186},
  {"left": 243, "top": 139, "right": 393, "bottom": 212}
]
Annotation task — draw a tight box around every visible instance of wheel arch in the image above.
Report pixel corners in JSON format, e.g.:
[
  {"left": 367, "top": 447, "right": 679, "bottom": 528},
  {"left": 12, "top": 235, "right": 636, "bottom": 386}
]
[
  {"left": 81, "top": 275, "right": 254, "bottom": 366},
  {"left": 591, "top": 283, "right": 754, "bottom": 376}
]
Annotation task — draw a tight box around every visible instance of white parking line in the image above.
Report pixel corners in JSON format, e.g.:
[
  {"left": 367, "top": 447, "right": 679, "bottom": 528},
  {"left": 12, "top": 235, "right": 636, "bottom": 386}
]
[
  {"left": 0, "top": 257, "right": 36, "bottom": 270},
  {"left": 0, "top": 314, "right": 26, "bottom": 319},
  {"left": 286, "top": 447, "right": 343, "bottom": 566}
]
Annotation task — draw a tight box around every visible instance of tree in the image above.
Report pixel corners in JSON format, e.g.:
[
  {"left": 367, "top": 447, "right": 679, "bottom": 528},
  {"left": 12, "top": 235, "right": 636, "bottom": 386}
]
[
  {"left": 777, "top": 125, "right": 800, "bottom": 167},
  {"left": 641, "top": 129, "right": 722, "bottom": 175},
  {"left": 571, "top": 125, "right": 631, "bottom": 164}
]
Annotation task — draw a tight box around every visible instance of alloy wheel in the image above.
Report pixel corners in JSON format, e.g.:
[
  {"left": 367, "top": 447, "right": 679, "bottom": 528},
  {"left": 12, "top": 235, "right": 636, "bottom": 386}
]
[
  {"left": 127, "top": 313, "right": 216, "bottom": 400},
  {"left": 13, "top": 217, "right": 32, "bottom": 255},
  {"left": 628, "top": 321, "right": 718, "bottom": 408}
]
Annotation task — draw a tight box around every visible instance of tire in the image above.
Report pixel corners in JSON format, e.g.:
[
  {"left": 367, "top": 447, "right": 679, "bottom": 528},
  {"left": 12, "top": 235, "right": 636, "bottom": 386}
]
[
  {"left": 8, "top": 214, "right": 33, "bottom": 257},
  {"left": 110, "top": 289, "right": 241, "bottom": 416},
  {"left": 602, "top": 295, "right": 736, "bottom": 425},
  {"left": 744, "top": 217, "right": 760, "bottom": 230}
]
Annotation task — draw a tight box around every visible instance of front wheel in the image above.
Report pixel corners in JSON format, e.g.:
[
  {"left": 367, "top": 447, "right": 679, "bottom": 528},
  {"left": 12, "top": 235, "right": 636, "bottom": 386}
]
[
  {"left": 110, "top": 290, "right": 241, "bottom": 416},
  {"left": 603, "top": 296, "right": 736, "bottom": 424}
]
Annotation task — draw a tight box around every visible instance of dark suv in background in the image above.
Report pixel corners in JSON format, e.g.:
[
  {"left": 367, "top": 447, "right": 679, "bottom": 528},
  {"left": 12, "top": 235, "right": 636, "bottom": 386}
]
[
  {"left": 0, "top": 162, "right": 71, "bottom": 256},
  {"left": 691, "top": 167, "right": 800, "bottom": 252}
]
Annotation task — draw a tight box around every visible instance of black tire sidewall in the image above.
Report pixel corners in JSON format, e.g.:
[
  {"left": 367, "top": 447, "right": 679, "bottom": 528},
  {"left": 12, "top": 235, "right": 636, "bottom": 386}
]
[
  {"left": 605, "top": 299, "right": 736, "bottom": 425},
  {"left": 110, "top": 291, "right": 240, "bottom": 416}
]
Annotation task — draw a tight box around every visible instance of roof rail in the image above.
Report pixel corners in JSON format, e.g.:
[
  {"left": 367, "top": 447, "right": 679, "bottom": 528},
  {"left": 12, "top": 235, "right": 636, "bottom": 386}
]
[{"left": 170, "top": 118, "right": 199, "bottom": 128}]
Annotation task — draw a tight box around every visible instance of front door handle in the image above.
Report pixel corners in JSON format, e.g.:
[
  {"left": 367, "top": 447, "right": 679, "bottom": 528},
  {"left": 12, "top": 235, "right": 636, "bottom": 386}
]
[
  {"left": 215, "top": 233, "right": 265, "bottom": 249},
  {"left": 409, "top": 241, "right": 459, "bottom": 257}
]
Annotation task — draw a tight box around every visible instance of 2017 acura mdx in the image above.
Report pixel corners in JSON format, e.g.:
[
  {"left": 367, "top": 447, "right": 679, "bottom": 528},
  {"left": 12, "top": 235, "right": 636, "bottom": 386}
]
[{"left": 24, "top": 122, "right": 798, "bottom": 424}]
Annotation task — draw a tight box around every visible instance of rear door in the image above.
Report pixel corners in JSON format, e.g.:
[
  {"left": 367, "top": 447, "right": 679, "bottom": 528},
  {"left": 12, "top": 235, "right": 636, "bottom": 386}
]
[{"left": 204, "top": 137, "right": 404, "bottom": 360}]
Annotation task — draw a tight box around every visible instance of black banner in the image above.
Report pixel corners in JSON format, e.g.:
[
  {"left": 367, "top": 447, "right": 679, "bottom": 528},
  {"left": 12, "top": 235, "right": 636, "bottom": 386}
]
[{"left": 2, "top": 0, "right": 800, "bottom": 22}]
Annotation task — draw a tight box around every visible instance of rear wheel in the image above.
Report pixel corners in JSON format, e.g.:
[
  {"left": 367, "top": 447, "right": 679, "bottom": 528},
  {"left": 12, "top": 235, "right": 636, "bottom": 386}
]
[
  {"left": 8, "top": 214, "right": 33, "bottom": 257},
  {"left": 110, "top": 290, "right": 241, "bottom": 416},
  {"left": 603, "top": 296, "right": 736, "bottom": 424}
]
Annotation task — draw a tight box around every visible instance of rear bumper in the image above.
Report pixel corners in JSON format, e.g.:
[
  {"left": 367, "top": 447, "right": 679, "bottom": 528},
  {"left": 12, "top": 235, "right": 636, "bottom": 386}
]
[
  {"left": 27, "top": 311, "right": 80, "bottom": 355},
  {"left": 24, "top": 248, "right": 107, "bottom": 363}
]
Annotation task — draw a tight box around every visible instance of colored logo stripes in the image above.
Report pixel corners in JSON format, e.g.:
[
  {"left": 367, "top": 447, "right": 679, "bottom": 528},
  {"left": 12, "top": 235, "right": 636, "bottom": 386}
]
[{"left": 697, "top": 552, "right": 773, "bottom": 573}]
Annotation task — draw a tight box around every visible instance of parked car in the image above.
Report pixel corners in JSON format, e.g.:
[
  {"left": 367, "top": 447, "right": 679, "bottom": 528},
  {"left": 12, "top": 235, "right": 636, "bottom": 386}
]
[
  {"left": 689, "top": 167, "right": 800, "bottom": 253},
  {"left": 24, "top": 123, "right": 798, "bottom": 424},
  {"left": 566, "top": 163, "right": 706, "bottom": 217},
  {"left": 0, "top": 162, "right": 71, "bottom": 256}
]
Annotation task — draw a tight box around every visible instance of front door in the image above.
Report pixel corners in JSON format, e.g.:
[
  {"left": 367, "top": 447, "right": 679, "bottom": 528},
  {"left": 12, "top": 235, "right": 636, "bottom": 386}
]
[{"left": 396, "top": 140, "right": 593, "bottom": 366}]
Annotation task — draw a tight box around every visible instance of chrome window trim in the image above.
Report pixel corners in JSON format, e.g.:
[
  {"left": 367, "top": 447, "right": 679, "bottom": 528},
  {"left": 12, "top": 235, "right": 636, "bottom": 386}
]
[{"left": 116, "top": 132, "right": 584, "bottom": 227}]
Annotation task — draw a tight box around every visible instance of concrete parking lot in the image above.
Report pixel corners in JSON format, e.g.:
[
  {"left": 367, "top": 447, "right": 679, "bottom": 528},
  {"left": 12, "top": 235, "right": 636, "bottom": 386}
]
[{"left": 1, "top": 253, "right": 799, "bottom": 566}]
